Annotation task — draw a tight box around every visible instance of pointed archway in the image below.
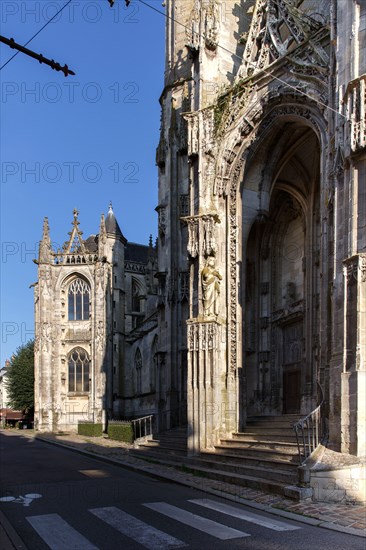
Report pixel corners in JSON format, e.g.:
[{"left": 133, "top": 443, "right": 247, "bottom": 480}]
[{"left": 242, "top": 122, "right": 321, "bottom": 417}]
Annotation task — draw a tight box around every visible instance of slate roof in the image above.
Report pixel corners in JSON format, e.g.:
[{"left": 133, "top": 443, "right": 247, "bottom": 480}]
[
  {"left": 84, "top": 235, "right": 99, "bottom": 253},
  {"left": 125, "top": 243, "right": 150, "bottom": 264},
  {"left": 105, "top": 209, "right": 124, "bottom": 239}
]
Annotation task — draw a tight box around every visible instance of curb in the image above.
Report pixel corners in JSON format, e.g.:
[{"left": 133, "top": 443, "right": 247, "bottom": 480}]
[
  {"left": 35, "top": 435, "right": 366, "bottom": 539},
  {"left": 0, "top": 509, "right": 28, "bottom": 550}
]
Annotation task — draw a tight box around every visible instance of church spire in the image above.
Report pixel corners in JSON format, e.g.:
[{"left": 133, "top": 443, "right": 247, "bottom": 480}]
[
  {"left": 105, "top": 202, "right": 126, "bottom": 242},
  {"left": 63, "top": 209, "right": 87, "bottom": 254}
]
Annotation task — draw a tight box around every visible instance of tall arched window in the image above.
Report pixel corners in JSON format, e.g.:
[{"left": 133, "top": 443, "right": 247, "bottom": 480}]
[
  {"left": 135, "top": 348, "right": 142, "bottom": 394},
  {"left": 68, "top": 347, "right": 90, "bottom": 392},
  {"left": 68, "top": 278, "right": 90, "bottom": 320}
]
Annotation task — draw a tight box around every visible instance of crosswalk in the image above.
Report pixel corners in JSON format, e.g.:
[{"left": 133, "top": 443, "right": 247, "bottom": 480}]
[{"left": 26, "top": 498, "right": 301, "bottom": 549}]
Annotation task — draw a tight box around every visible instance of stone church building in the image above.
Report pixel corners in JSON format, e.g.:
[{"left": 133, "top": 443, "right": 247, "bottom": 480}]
[
  {"left": 34, "top": 1, "right": 365, "bottom": 500},
  {"left": 34, "top": 205, "right": 159, "bottom": 430}
]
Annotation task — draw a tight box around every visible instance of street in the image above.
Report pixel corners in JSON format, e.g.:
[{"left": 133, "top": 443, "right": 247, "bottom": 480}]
[{"left": 0, "top": 431, "right": 364, "bottom": 550}]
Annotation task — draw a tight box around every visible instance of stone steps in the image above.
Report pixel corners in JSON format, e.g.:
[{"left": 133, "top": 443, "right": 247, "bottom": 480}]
[
  {"left": 186, "top": 455, "right": 297, "bottom": 484},
  {"left": 218, "top": 439, "right": 299, "bottom": 454},
  {"left": 132, "top": 416, "right": 306, "bottom": 499},
  {"left": 199, "top": 450, "right": 298, "bottom": 473}
]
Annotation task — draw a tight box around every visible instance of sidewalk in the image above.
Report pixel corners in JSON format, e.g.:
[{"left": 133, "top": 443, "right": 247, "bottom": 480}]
[{"left": 2, "top": 429, "right": 366, "bottom": 543}]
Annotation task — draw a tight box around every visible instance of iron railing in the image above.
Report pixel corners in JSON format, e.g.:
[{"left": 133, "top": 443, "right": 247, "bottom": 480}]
[
  {"left": 131, "top": 414, "right": 154, "bottom": 440},
  {"left": 292, "top": 382, "right": 327, "bottom": 464}
]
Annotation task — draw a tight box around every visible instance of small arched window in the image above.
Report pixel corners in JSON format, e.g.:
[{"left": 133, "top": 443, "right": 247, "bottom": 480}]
[
  {"left": 68, "top": 347, "right": 90, "bottom": 392},
  {"left": 68, "top": 278, "right": 90, "bottom": 321},
  {"left": 135, "top": 348, "right": 142, "bottom": 394}
]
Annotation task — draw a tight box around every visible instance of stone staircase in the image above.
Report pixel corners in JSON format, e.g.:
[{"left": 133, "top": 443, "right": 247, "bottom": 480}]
[{"left": 132, "top": 415, "right": 308, "bottom": 500}]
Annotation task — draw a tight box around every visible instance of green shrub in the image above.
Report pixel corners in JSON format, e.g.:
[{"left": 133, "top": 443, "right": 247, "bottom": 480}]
[
  {"left": 78, "top": 423, "right": 103, "bottom": 437},
  {"left": 108, "top": 421, "right": 134, "bottom": 443}
]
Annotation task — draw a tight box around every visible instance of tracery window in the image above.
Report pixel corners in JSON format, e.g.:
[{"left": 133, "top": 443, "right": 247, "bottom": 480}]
[
  {"left": 68, "top": 347, "right": 90, "bottom": 392},
  {"left": 135, "top": 348, "right": 142, "bottom": 394},
  {"left": 68, "top": 278, "right": 90, "bottom": 320}
]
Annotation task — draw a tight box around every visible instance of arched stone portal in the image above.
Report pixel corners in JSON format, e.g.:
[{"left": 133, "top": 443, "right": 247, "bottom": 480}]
[{"left": 242, "top": 122, "right": 321, "bottom": 419}]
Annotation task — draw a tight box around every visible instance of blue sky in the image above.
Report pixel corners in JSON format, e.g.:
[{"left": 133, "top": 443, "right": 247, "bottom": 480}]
[{"left": 0, "top": 0, "right": 165, "bottom": 363}]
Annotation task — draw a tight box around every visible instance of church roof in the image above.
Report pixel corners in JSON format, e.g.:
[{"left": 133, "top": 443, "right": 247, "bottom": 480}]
[
  {"left": 84, "top": 235, "right": 99, "bottom": 253},
  {"left": 105, "top": 203, "right": 125, "bottom": 240},
  {"left": 125, "top": 242, "right": 151, "bottom": 264}
]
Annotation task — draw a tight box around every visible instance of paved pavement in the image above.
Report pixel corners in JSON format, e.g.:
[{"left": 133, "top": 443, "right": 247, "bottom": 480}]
[{"left": 1, "top": 429, "right": 365, "bottom": 548}]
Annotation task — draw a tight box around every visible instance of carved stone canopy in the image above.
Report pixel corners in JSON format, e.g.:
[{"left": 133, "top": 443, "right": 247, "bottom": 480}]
[{"left": 183, "top": 213, "right": 220, "bottom": 258}]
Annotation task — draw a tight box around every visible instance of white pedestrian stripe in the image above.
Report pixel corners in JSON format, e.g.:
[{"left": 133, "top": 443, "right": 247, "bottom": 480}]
[
  {"left": 89, "top": 506, "right": 187, "bottom": 549},
  {"left": 189, "top": 499, "right": 301, "bottom": 532},
  {"left": 26, "top": 514, "right": 99, "bottom": 550},
  {"left": 143, "top": 502, "right": 250, "bottom": 540}
]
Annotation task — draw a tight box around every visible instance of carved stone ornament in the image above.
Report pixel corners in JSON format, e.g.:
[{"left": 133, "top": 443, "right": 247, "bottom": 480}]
[
  {"left": 202, "top": 108, "right": 215, "bottom": 154},
  {"left": 185, "top": 214, "right": 220, "bottom": 258},
  {"left": 156, "top": 99, "right": 167, "bottom": 168},
  {"left": 95, "top": 263, "right": 105, "bottom": 290},
  {"left": 40, "top": 265, "right": 52, "bottom": 295},
  {"left": 186, "top": 0, "right": 219, "bottom": 53},
  {"left": 240, "top": 0, "right": 326, "bottom": 79},
  {"left": 343, "top": 256, "right": 359, "bottom": 286},
  {"left": 186, "top": 0, "right": 200, "bottom": 52},
  {"left": 40, "top": 321, "right": 60, "bottom": 351},
  {"left": 96, "top": 320, "right": 105, "bottom": 351},
  {"left": 187, "top": 218, "right": 199, "bottom": 258},
  {"left": 180, "top": 271, "right": 189, "bottom": 302},
  {"left": 34, "top": 335, "right": 40, "bottom": 353},
  {"left": 343, "top": 75, "right": 366, "bottom": 154},
  {"left": 156, "top": 205, "right": 167, "bottom": 238},
  {"left": 203, "top": 0, "right": 219, "bottom": 51},
  {"left": 167, "top": 274, "right": 177, "bottom": 306},
  {"left": 39, "top": 217, "right": 52, "bottom": 263},
  {"left": 187, "top": 321, "right": 219, "bottom": 351},
  {"left": 228, "top": 165, "right": 242, "bottom": 373},
  {"left": 361, "top": 255, "right": 366, "bottom": 284},
  {"left": 33, "top": 283, "right": 39, "bottom": 302}
]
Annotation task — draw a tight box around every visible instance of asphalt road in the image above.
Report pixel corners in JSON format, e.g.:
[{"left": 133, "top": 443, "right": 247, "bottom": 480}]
[{"left": 0, "top": 431, "right": 364, "bottom": 550}]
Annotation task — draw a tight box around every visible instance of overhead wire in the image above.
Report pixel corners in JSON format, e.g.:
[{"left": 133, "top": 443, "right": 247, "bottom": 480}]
[
  {"left": 136, "top": 0, "right": 347, "bottom": 120},
  {"left": 0, "top": 0, "right": 73, "bottom": 71}
]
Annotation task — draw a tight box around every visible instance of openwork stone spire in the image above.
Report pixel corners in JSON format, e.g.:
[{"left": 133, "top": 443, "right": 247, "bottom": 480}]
[{"left": 63, "top": 208, "right": 87, "bottom": 254}]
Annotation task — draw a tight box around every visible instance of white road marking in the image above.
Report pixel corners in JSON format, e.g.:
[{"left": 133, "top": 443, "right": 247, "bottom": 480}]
[
  {"left": 189, "top": 499, "right": 301, "bottom": 531},
  {"left": 0, "top": 493, "right": 42, "bottom": 507},
  {"left": 143, "top": 502, "right": 250, "bottom": 540},
  {"left": 89, "top": 506, "right": 187, "bottom": 549},
  {"left": 26, "top": 514, "right": 99, "bottom": 550}
]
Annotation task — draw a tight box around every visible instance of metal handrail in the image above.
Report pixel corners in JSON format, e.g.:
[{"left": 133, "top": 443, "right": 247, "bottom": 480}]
[
  {"left": 131, "top": 414, "right": 154, "bottom": 440},
  {"left": 292, "top": 382, "right": 327, "bottom": 464}
]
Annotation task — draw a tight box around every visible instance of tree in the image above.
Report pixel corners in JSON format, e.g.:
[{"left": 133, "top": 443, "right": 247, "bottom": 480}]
[{"left": 6, "top": 340, "right": 34, "bottom": 416}]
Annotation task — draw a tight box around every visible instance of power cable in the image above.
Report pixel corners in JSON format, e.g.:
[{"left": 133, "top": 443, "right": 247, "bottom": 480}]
[{"left": 0, "top": 0, "right": 73, "bottom": 71}]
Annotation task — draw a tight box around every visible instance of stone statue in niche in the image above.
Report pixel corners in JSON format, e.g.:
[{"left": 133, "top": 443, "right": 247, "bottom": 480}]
[{"left": 201, "top": 256, "right": 222, "bottom": 317}]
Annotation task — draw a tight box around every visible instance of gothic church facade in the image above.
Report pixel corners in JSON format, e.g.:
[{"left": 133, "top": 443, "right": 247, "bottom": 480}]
[{"left": 35, "top": 0, "right": 365, "bottom": 497}]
